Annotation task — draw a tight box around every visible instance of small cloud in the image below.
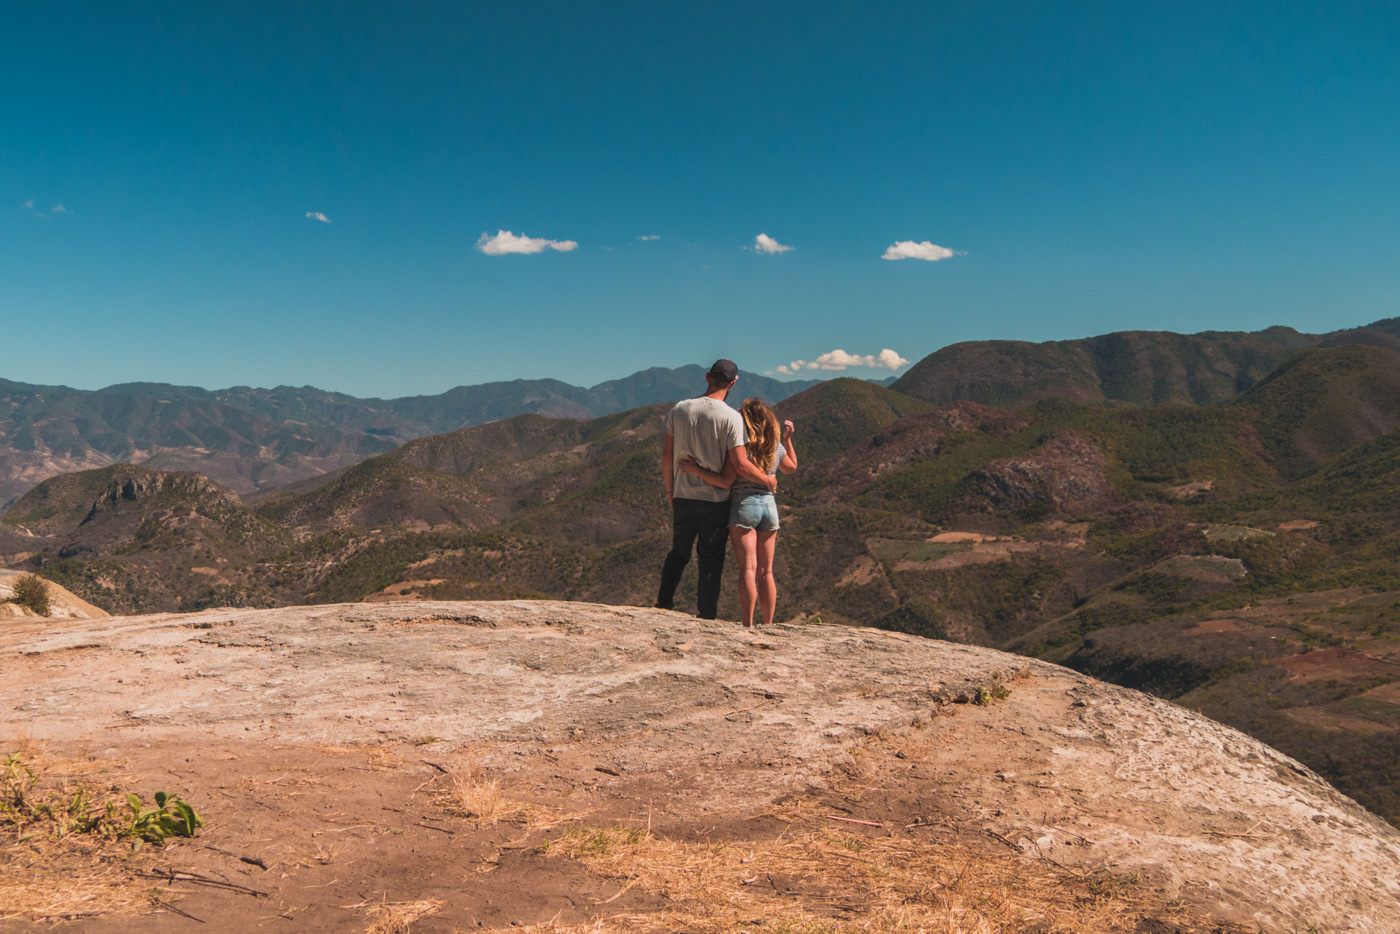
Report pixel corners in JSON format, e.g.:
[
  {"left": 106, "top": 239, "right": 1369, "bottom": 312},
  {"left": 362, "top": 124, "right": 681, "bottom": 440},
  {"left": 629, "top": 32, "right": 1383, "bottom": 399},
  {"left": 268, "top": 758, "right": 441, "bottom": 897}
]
[
  {"left": 20, "top": 199, "right": 33, "bottom": 210},
  {"left": 51, "top": 204, "right": 70, "bottom": 215},
  {"left": 751, "top": 232, "right": 793, "bottom": 255},
  {"left": 774, "top": 348, "right": 911, "bottom": 375},
  {"left": 475, "top": 229, "right": 579, "bottom": 255},
  {"left": 306, "top": 211, "right": 332, "bottom": 224},
  {"left": 638, "top": 234, "right": 660, "bottom": 241},
  {"left": 882, "top": 240, "right": 961, "bottom": 262}
]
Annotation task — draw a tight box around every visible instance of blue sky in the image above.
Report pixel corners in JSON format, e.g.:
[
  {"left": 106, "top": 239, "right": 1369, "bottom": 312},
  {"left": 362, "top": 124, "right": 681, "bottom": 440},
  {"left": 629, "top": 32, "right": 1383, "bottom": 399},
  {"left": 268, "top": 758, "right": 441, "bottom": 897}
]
[{"left": 4, "top": 1, "right": 1397, "bottom": 397}]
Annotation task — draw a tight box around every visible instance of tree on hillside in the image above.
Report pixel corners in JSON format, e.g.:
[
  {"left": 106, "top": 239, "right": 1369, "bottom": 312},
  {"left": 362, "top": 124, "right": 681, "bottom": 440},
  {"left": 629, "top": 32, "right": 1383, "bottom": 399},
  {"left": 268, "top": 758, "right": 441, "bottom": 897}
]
[{"left": 10, "top": 574, "right": 50, "bottom": 617}]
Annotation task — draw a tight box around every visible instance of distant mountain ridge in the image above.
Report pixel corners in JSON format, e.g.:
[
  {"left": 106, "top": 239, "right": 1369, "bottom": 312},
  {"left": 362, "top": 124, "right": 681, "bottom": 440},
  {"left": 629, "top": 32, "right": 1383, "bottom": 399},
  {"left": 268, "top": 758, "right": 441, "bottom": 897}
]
[
  {"left": 891, "top": 318, "right": 1400, "bottom": 407},
  {"left": 3, "top": 316, "right": 1395, "bottom": 507},
  {"left": 0, "top": 366, "right": 820, "bottom": 505}
]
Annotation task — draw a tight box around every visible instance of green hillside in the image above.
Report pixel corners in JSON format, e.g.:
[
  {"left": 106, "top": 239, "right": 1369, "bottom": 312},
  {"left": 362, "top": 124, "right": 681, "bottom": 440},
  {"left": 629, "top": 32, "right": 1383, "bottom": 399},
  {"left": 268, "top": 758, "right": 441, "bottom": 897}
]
[
  {"left": 1233, "top": 344, "right": 1400, "bottom": 478},
  {"left": 892, "top": 326, "right": 1318, "bottom": 408},
  {"left": 772, "top": 378, "right": 933, "bottom": 465}
]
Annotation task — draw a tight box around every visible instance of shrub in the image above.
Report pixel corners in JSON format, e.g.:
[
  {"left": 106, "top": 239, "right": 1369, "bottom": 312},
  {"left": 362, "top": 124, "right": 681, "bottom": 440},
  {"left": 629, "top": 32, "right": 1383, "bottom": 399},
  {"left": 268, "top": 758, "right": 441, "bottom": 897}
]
[{"left": 10, "top": 574, "right": 51, "bottom": 617}]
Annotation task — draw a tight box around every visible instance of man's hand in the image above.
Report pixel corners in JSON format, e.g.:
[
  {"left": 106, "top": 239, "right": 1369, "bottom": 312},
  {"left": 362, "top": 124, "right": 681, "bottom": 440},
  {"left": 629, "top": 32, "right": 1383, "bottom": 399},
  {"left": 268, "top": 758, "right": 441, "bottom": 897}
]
[{"left": 730, "top": 444, "right": 772, "bottom": 490}]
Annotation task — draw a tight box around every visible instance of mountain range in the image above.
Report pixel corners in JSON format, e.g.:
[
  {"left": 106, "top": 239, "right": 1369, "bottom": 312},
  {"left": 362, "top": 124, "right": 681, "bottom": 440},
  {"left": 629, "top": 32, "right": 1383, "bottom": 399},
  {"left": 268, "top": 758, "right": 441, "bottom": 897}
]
[
  {"left": 0, "top": 366, "right": 821, "bottom": 507},
  {"left": 4, "top": 315, "right": 1400, "bottom": 827}
]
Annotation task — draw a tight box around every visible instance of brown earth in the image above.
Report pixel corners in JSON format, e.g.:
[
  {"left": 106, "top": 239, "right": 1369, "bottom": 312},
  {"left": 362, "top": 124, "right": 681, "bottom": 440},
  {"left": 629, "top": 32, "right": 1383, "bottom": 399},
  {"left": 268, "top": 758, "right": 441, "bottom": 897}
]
[
  {"left": 4, "top": 601, "right": 1400, "bottom": 933},
  {"left": 1278, "top": 646, "right": 1400, "bottom": 683}
]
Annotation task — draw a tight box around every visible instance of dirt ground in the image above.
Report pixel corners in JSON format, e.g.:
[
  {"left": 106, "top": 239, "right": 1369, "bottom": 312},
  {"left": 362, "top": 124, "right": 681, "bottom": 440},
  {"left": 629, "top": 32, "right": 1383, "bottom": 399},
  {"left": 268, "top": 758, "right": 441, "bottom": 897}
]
[{"left": 4, "top": 601, "right": 1400, "bottom": 933}]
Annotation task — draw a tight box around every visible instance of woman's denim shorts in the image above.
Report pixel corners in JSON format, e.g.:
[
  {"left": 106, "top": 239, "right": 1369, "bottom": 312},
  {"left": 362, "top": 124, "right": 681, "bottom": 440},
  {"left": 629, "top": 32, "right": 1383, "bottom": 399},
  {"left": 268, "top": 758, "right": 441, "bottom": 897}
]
[{"left": 730, "top": 492, "right": 780, "bottom": 531}]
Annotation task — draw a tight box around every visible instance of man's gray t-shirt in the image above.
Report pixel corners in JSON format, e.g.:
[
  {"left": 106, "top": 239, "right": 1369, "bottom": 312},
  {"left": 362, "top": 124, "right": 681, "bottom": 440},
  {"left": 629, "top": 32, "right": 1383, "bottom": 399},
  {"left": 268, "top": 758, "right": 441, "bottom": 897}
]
[{"left": 664, "top": 397, "right": 745, "bottom": 503}]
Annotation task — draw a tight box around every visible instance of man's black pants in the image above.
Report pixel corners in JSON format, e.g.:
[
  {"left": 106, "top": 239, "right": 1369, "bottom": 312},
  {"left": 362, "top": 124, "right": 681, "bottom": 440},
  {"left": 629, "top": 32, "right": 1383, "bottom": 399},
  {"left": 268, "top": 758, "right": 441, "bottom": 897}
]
[{"left": 656, "top": 497, "right": 730, "bottom": 619}]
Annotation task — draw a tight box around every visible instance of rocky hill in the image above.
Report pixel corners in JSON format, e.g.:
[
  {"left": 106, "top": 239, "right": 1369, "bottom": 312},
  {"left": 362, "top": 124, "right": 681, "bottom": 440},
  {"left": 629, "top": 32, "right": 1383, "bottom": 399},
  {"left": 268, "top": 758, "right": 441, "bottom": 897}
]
[
  {"left": 3, "top": 600, "right": 1398, "bottom": 931},
  {"left": 1, "top": 465, "right": 289, "bottom": 612}
]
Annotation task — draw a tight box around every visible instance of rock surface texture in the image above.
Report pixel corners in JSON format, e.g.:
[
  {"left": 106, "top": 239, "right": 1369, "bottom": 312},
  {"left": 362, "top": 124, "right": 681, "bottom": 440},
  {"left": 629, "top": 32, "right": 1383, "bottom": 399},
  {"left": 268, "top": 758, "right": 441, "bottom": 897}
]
[{"left": 4, "top": 600, "right": 1399, "bottom": 932}]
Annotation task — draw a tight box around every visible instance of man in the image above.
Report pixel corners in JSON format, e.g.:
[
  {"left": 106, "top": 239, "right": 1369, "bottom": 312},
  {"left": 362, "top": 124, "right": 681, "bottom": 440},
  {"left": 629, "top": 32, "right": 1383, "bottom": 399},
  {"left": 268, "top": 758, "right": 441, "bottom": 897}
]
[{"left": 656, "top": 359, "right": 776, "bottom": 619}]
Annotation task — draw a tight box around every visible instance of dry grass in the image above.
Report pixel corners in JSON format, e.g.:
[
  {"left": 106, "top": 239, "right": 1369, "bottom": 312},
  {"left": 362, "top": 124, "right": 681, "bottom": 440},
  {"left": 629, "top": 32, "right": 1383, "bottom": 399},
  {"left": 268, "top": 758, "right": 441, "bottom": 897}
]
[
  {"left": 0, "top": 739, "right": 154, "bottom": 923},
  {"left": 350, "top": 897, "right": 445, "bottom": 934},
  {"left": 313, "top": 741, "right": 413, "bottom": 771},
  {"left": 512, "top": 801, "right": 1243, "bottom": 934},
  {"left": 424, "top": 754, "right": 563, "bottom": 830},
  {"left": 0, "top": 858, "right": 149, "bottom": 923}
]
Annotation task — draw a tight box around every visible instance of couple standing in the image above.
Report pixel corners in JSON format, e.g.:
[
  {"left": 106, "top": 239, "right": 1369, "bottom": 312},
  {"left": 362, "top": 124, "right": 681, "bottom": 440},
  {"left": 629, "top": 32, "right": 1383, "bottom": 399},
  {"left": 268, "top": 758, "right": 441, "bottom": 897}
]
[{"left": 655, "top": 359, "right": 798, "bottom": 628}]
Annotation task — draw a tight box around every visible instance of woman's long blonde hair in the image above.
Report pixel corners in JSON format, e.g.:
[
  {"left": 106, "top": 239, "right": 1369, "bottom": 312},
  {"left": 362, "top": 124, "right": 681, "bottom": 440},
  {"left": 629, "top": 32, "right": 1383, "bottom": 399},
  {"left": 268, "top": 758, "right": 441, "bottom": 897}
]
[{"left": 741, "top": 398, "right": 780, "bottom": 473}]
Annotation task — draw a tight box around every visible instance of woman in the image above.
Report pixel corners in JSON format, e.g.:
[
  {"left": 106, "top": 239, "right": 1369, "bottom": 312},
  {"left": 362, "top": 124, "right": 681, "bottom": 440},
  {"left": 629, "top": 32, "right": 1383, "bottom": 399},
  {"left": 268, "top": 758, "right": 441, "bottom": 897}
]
[{"left": 680, "top": 398, "right": 797, "bottom": 628}]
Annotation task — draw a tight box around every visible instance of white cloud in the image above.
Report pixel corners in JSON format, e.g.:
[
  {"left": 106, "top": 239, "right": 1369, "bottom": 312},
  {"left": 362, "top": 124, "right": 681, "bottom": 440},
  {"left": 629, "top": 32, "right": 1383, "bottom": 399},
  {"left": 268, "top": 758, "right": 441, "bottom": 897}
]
[
  {"left": 306, "top": 211, "right": 332, "bottom": 224},
  {"left": 874, "top": 348, "right": 909, "bottom": 369},
  {"left": 638, "top": 234, "right": 660, "bottom": 241},
  {"left": 774, "top": 348, "right": 911, "bottom": 375},
  {"left": 475, "top": 229, "right": 579, "bottom": 255},
  {"left": 752, "top": 232, "right": 793, "bottom": 254},
  {"left": 20, "top": 199, "right": 33, "bottom": 210},
  {"left": 51, "top": 204, "right": 69, "bottom": 215},
  {"left": 881, "top": 240, "right": 959, "bottom": 262}
]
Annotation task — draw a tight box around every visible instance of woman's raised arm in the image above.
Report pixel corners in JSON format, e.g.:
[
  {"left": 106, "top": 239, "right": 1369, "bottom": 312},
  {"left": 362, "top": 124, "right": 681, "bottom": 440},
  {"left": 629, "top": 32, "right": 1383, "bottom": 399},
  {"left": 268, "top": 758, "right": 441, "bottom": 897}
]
[{"left": 778, "top": 420, "right": 798, "bottom": 473}]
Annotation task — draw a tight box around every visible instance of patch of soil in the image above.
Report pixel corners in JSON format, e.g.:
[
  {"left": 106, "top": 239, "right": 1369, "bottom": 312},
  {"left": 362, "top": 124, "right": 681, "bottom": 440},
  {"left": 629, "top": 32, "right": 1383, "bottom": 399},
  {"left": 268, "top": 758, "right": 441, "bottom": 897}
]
[
  {"left": 1186, "top": 619, "right": 1243, "bottom": 635},
  {"left": 1279, "top": 646, "right": 1400, "bottom": 682},
  {"left": 1361, "top": 682, "right": 1400, "bottom": 703},
  {"left": 900, "top": 539, "right": 1042, "bottom": 570},
  {"left": 1283, "top": 706, "right": 1397, "bottom": 736}
]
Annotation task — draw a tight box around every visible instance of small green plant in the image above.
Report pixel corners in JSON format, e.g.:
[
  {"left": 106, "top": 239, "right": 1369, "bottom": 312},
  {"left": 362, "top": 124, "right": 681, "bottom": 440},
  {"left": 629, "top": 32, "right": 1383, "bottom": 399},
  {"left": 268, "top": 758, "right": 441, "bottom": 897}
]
[
  {"left": 9, "top": 574, "right": 51, "bottom": 617},
  {"left": 123, "top": 791, "right": 204, "bottom": 845},
  {"left": 549, "top": 825, "right": 647, "bottom": 858},
  {"left": 2, "top": 753, "right": 38, "bottom": 816},
  {"left": 2, "top": 756, "right": 202, "bottom": 848}
]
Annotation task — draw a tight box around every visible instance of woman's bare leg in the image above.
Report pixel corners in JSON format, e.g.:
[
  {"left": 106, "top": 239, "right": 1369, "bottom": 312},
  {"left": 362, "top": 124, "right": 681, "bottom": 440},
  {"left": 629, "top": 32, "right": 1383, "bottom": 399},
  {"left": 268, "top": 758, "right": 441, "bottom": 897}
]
[
  {"left": 755, "top": 530, "right": 778, "bottom": 625},
  {"left": 731, "top": 527, "right": 759, "bottom": 627}
]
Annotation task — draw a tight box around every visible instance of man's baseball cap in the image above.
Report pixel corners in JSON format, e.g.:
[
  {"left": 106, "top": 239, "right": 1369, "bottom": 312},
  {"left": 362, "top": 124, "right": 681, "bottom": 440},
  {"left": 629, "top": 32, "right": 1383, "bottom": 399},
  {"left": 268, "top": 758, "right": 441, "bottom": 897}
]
[{"left": 708, "top": 359, "right": 738, "bottom": 381}]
